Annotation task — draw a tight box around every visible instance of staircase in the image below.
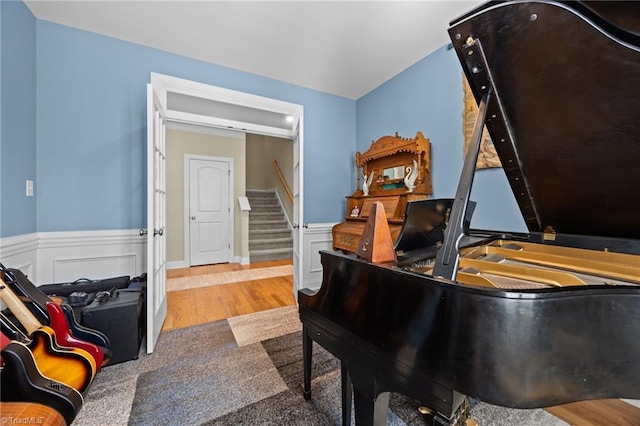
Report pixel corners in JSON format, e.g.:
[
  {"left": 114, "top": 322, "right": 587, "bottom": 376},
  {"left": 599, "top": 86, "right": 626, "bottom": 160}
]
[{"left": 247, "top": 190, "right": 293, "bottom": 263}]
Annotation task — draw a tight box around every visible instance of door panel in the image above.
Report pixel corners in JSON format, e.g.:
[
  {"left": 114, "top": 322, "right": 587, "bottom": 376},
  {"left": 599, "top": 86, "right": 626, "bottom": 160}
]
[
  {"left": 292, "top": 118, "right": 303, "bottom": 297},
  {"left": 146, "top": 83, "right": 167, "bottom": 354},
  {"left": 189, "top": 158, "right": 231, "bottom": 266}
]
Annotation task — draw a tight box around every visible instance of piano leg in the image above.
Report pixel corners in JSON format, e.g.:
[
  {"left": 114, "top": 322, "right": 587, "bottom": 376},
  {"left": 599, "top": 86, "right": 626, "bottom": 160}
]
[
  {"left": 352, "top": 386, "right": 390, "bottom": 426},
  {"left": 347, "top": 366, "right": 391, "bottom": 426},
  {"left": 302, "top": 325, "right": 312, "bottom": 400},
  {"left": 341, "top": 364, "right": 353, "bottom": 425},
  {"left": 433, "top": 397, "right": 471, "bottom": 426}
]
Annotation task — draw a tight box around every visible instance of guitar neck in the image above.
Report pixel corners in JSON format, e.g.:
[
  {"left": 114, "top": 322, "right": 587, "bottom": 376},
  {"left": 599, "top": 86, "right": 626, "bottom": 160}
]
[{"left": 0, "top": 278, "right": 42, "bottom": 335}]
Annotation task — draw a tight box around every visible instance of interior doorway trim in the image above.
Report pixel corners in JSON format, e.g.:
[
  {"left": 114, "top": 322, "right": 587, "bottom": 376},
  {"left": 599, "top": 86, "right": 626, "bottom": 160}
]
[
  {"left": 151, "top": 73, "right": 302, "bottom": 138},
  {"left": 183, "top": 154, "right": 234, "bottom": 266},
  {"left": 150, "top": 73, "right": 304, "bottom": 284}
]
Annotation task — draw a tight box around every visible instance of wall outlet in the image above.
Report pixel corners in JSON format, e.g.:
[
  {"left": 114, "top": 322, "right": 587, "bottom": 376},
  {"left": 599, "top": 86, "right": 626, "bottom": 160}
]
[{"left": 26, "top": 180, "right": 34, "bottom": 197}]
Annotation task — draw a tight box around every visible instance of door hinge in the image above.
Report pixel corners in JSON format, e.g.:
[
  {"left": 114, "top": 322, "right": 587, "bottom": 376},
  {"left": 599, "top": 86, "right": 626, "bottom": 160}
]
[
  {"left": 228, "top": 243, "right": 231, "bottom": 249},
  {"left": 228, "top": 170, "right": 231, "bottom": 176}
]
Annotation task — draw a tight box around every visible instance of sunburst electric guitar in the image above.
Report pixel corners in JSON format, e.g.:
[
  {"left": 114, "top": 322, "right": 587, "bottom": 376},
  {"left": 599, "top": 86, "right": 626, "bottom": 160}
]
[
  {"left": 44, "top": 301, "right": 106, "bottom": 369},
  {"left": 0, "top": 280, "right": 95, "bottom": 394},
  {"left": 0, "top": 264, "right": 111, "bottom": 359},
  {"left": 1, "top": 331, "right": 84, "bottom": 425}
]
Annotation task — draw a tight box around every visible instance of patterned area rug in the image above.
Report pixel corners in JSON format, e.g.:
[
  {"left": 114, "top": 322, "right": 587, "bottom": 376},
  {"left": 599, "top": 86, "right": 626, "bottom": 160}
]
[
  {"left": 228, "top": 305, "right": 301, "bottom": 346},
  {"left": 74, "top": 307, "right": 568, "bottom": 425}
]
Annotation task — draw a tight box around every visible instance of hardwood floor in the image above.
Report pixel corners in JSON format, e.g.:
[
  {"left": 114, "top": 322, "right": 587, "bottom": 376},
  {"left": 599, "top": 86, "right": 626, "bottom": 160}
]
[
  {"left": 546, "top": 399, "right": 640, "bottom": 426},
  {"left": 163, "top": 259, "right": 295, "bottom": 331},
  {"left": 163, "top": 260, "right": 640, "bottom": 425},
  {"left": 166, "top": 258, "right": 294, "bottom": 279}
]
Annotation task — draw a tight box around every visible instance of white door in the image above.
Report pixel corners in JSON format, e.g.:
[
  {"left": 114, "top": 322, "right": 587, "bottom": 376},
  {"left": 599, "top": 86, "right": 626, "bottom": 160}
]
[
  {"left": 292, "top": 117, "right": 304, "bottom": 296},
  {"left": 188, "top": 158, "right": 232, "bottom": 266},
  {"left": 146, "top": 83, "right": 167, "bottom": 353}
]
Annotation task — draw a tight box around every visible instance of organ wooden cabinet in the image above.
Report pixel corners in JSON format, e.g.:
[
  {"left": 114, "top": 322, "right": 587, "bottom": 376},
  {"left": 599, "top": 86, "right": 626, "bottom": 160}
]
[{"left": 332, "top": 132, "right": 433, "bottom": 252}]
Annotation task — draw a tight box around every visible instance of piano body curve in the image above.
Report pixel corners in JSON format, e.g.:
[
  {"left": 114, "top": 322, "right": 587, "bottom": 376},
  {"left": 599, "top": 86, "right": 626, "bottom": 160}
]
[
  {"left": 300, "top": 247, "right": 640, "bottom": 419},
  {"left": 300, "top": 1, "right": 640, "bottom": 424}
]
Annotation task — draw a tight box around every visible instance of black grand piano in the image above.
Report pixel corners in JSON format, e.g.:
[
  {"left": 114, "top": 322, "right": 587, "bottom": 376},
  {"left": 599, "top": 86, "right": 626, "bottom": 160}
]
[{"left": 299, "top": 1, "right": 640, "bottom": 425}]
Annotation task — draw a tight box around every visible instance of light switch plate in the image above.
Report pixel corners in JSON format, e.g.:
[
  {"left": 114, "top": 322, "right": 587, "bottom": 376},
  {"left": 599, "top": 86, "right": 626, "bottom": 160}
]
[{"left": 26, "top": 180, "right": 34, "bottom": 197}]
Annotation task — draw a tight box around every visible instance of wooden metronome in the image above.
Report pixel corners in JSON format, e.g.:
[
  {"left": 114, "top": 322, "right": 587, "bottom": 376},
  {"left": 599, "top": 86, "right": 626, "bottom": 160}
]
[{"left": 355, "top": 201, "right": 397, "bottom": 264}]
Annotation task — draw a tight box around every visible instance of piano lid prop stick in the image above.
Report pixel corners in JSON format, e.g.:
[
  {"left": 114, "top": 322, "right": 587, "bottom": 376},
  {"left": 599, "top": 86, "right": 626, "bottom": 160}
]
[{"left": 433, "top": 89, "right": 491, "bottom": 280}]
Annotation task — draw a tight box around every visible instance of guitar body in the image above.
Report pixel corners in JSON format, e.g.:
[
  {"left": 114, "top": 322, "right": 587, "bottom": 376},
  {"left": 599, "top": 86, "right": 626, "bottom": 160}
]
[
  {"left": 46, "top": 302, "right": 107, "bottom": 368},
  {"left": 0, "top": 266, "right": 112, "bottom": 355},
  {"left": 27, "top": 326, "right": 95, "bottom": 394},
  {"left": 1, "top": 340, "right": 83, "bottom": 425},
  {"left": 0, "top": 402, "right": 68, "bottom": 426},
  {"left": 61, "top": 303, "right": 110, "bottom": 349}
]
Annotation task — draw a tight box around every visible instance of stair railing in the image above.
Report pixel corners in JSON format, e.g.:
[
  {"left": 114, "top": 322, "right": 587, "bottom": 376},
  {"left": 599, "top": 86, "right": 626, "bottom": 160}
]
[{"left": 272, "top": 160, "right": 293, "bottom": 204}]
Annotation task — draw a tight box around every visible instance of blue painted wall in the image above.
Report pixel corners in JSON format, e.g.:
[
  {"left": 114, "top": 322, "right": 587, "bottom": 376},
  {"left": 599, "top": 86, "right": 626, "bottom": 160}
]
[
  {"left": 2, "top": 3, "right": 525, "bottom": 238},
  {"left": 33, "top": 20, "right": 355, "bottom": 233},
  {"left": 357, "top": 45, "right": 526, "bottom": 233},
  {"left": 0, "top": 1, "right": 37, "bottom": 238}
]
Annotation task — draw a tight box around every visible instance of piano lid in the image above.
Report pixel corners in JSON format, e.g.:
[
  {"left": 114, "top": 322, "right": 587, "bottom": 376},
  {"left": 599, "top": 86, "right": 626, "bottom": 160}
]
[{"left": 448, "top": 1, "right": 640, "bottom": 240}]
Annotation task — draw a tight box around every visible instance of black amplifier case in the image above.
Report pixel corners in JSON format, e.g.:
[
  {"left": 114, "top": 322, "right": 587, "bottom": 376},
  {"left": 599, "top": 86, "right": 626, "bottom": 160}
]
[{"left": 81, "top": 289, "right": 144, "bottom": 365}]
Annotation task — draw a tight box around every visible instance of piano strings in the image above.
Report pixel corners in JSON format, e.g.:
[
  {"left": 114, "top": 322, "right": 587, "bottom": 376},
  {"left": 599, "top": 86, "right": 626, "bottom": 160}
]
[{"left": 406, "top": 240, "right": 640, "bottom": 290}]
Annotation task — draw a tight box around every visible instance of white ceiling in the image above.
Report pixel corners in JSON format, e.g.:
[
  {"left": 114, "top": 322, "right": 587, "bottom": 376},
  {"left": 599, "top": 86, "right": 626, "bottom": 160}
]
[{"left": 24, "top": 1, "right": 482, "bottom": 100}]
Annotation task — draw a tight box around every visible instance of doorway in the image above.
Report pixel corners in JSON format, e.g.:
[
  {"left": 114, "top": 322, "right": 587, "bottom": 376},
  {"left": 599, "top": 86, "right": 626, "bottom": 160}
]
[
  {"left": 150, "top": 72, "right": 304, "bottom": 299},
  {"left": 186, "top": 155, "right": 233, "bottom": 266}
]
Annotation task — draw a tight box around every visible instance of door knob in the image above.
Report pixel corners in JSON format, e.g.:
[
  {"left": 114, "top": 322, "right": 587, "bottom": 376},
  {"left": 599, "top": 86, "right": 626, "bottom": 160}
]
[
  {"left": 191, "top": 216, "right": 196, "bottom": 220},
  {"left": 154, "top": 228, "right": 164, "bottom": 236},
  {"left": 139, "top": 229, "right": 148, "bottom": 236}
]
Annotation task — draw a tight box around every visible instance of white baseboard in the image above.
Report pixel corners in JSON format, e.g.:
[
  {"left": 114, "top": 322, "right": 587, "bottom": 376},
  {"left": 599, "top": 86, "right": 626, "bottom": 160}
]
[
  {"left": 623, "top": 399, "right": 640, "bottom": 409},
  {"left": 167, "top": 260, "right": 188, "bottom": 270},
  {"left": 167, "top": 256, "right": 249, "bottom": 270},
  {"left": 0, "top": 230, "right": 145, "bottom": 285},
  {"left": 272, "top": 187, "right": 292, "bottom": 230}
]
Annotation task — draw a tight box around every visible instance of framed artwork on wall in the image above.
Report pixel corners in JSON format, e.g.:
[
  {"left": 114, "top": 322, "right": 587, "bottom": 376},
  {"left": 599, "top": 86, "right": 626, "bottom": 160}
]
[{"left": 463, "top": 75, "right": 502, "bottom": 169}]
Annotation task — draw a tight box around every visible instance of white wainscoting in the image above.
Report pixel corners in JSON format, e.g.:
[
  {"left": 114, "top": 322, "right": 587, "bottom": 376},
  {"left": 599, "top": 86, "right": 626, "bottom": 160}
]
[
  {"left": 0, "top": 233, "right": 39, "bottom": 278},
  {"left": 1, "top": 225, "right": 330, "bottom": 288},
  {"left": 0, "top": 230, "right": 146, "bottom": 285},
  {"left": 301, "top": 223, "right": 336, "bottom": 291}
]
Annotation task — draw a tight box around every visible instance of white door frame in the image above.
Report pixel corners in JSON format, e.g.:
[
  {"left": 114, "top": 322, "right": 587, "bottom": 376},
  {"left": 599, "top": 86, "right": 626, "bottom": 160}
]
[
  {"left": 184, "top": 154, "right": 234, "bottom": 266},
  {"left": 150, "top": 73, "right": 304, "bottom": 293}
]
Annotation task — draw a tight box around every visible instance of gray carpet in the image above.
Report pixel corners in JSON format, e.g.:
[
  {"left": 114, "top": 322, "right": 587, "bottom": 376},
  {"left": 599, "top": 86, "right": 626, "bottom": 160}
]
[{"left": 73, "top": 308, "right": 568, "bottom": 425}]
